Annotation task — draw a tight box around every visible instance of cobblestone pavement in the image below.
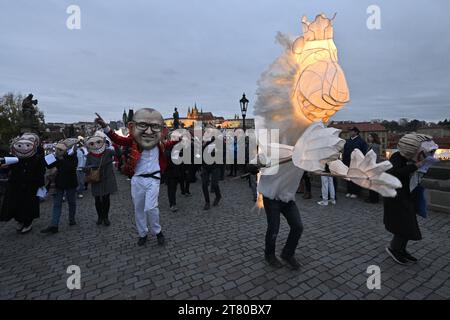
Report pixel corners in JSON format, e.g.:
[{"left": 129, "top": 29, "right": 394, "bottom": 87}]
[{"left": 1, "top": 171, "right": 449, "bottom": 300}]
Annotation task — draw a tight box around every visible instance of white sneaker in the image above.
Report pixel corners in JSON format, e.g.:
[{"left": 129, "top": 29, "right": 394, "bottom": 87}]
[
  {"left": 317, "top": 200, "right": 328, "bottom": 206},
  {"left": 330, "top": 199, "right": 336, "bottom": 205},
  {"left": 77, "top": 194, "right": 83, "bottom": 199},
  {"left": 21, "top": 225, "right": 32, "bottom": 234},
  {"left": 345, "top": 193, "right": 351, "bottom": 198},
  {"left": 350, "top": 194, "right": 358, "bottom": 199},
  {"left": 170, "top": 206, "right": 178, "bottom": 212},
  {"left": 16, "top": 222, "right": 24, "bottom": 231}
]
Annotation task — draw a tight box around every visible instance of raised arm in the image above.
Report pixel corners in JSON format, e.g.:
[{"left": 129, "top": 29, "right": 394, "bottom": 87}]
[{"left": 95, "top": 112, "right": 133, "bottom": 147}]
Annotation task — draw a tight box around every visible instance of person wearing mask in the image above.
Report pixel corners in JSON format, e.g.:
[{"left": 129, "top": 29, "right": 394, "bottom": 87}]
[
  {"left": 384, "top": 133, "right": 438, "bottom": 265},
  {"left": 95, "top": 109, "right": 178, "bottom": 246},
  {"left": 41, "top": 140, "right": 78, "bottom": 234},
  {"left": 0, "top": 134, "right": 45, "bottom": 234},
  {"left": 85, "top": 135, "right": 118, "bottom": 226}
]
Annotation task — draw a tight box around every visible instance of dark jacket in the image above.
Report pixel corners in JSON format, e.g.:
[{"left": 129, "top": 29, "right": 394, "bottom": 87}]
[
  {"left": 383, "top": 152, "right": 422, "bottom": 240},
  {"left": 164, "top": 145, "right": 184, "bottom": 179},
  {"left": 0, "top": 154, "right": 45, "bottom": 222},
  {"left": 48, "top": 153, "right": 78, "bottom": 190},
  {"left": 343, "top": 135, "right": 368, "bottom": 166}
]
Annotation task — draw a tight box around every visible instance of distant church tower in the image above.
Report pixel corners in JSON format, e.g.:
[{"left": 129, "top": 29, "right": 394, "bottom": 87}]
[{"left": 122, "top": 110, "right": 127, "bottom": 125}]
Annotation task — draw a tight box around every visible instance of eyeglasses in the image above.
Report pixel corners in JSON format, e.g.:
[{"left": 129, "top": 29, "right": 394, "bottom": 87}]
[{"left": 134, "top": 122, "right": 163, "bottom": 132}]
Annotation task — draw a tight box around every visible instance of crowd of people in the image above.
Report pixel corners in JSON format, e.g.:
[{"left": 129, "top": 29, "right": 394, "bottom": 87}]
[{"left": 0, "top": 110, "right": 439, "bottom": 268}]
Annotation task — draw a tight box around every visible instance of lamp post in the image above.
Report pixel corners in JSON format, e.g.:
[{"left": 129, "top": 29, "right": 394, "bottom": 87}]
[{"left": 239, "top": 93, "right": 249, "bottom": 131}]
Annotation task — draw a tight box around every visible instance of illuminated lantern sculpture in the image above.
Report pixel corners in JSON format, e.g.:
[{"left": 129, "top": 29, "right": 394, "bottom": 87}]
[
  {"left": 292, "top": 14, "right": 349, "bottom": 123},
  {"left": 254, "top": 14, "right": 401, "bottom": 203}
]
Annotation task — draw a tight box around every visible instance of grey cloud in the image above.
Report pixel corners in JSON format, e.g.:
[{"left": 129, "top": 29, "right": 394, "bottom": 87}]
[{"left": 0, "top": 0, "right": 449, "bottom": 123}]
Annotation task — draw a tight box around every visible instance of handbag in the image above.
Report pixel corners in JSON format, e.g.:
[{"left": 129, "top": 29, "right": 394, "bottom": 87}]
[{"left": 86, "top": 154, "right": 104, "bottom": 184}]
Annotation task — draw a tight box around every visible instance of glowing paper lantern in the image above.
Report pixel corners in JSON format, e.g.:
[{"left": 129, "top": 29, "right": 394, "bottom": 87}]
[{"left": 292, "top": 14, "right": 350, "bottom": 123}]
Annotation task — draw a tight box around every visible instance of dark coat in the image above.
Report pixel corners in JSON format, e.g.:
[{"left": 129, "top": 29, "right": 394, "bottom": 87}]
[
  {"left": 164, "top": 147, "right": 184, "bottom": 179},
  {"left": 383, "top": 152, "right": 422, "bottom": 240},
  {"left": 48, "top": 153, "right": 78, "bottom": 190},
  {"left": 343, "top": 135, "right": 368, "bottom": 166},
  {"left": 0, "top": 154, "right": 45, "bottom": 222},
  {"left": 86, "top": 149, "right": 118, "bottom": 197}
]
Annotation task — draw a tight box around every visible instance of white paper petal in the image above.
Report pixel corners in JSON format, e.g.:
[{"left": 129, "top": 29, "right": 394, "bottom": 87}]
[
  {"left": 328, "top": 160, "right": 348, "bottom": 176},
  {"left": 292, "top": 122, "right": 344, "bottom": 172},
  {"left": 345, "top": 150, "right": 402, "bottom": 197}
]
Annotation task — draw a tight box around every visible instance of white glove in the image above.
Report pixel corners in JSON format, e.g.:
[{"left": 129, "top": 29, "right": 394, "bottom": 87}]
[
  {"left": 292, "top": 121, "right": 345, "bottom": 172},
  {"left": 1, "top": 157, "right": 19, "bottom": 165},
  {"left": 67, "top": 146, "right": 75, "bottom": 156},
  {"left": 328, "top": 149, "right": 402, "bottom": 197}
]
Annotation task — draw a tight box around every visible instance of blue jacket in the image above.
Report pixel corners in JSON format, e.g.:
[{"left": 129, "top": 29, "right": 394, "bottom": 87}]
[{"left": 343, "top": 135, "right": 368, "bottom": 166}]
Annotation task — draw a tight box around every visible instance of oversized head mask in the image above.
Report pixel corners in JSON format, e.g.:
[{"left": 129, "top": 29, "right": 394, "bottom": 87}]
[
  {"left": 11, "top": 135, "right": 38, "bottom": 159},
  {"left": 55, "top": 142, "right": 68, "bottom": 159},
  {"left": 129, "top": 108, "right": 164, "bottom": 150},
  {"left": 86, "top": 136, "right": 106, "bottom": 155}
]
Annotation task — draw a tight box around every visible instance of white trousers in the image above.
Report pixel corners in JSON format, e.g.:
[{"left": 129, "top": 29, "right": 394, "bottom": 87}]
[
  {"left": 131, "top": 176, "right": 161, "bottom": 237},
  {"left": 321, "top": 176, "right": 335, "bottom": 201}
]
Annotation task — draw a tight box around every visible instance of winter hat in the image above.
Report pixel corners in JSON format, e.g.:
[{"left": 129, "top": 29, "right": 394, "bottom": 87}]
[{"left": 397, "top": 133, "right": 433, "bottom": 160}]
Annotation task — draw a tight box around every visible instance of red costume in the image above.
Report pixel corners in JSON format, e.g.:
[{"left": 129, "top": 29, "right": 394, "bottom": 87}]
[{"left": 106, "top": 130, "right": 177, "bottom": 178}]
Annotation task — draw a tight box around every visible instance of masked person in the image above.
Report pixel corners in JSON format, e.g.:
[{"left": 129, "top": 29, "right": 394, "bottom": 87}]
[
  {"left": 85, "top": 135, "right": 118, "bottom": 226},
  {"left": 0, "top": 134, "right": 45, "bottom": 234},
  {"left": 95, "top": 109, "right": 178, "bottom": 246},
  {"left": 41, "top": 140, "right": 78, "bottom": 234},
  {"left": 384, "top": 133, "right": 438, "bottom": 265}
]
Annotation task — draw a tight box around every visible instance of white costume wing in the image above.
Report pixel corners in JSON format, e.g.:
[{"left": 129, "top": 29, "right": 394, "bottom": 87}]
[
  {"left": 291, "top": 121, "right": 344, "bottom": 172},
  {"left": 328, "top": 149, "right": 402, "bottom": 197}
]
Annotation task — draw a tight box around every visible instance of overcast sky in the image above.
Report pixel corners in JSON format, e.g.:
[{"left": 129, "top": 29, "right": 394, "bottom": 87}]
[{"left": 1, "top": 0, "right": 449, "bottom": 123}]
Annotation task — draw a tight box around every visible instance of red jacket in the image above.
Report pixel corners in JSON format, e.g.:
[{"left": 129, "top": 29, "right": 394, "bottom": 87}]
[{"left": 106, "top": 129, "right": 177, "bottom": 178}]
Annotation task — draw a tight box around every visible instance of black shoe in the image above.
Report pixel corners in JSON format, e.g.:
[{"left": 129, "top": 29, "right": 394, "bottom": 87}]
[
  {"left": 280, "top": 254, "right": 301, "bottom": 270},
  {"left": 265, "top": 254, "right": 283, "bottom": 268},
  {"left": 69, "top": 220, "right": 76, "bottom": 226},
  {"left": 96, "top": 218, "right": 103, "bottom": 225},
  {"left": 40, "top": 226, "right": 58, "bottom": 234},
  {"left": 156, "top": 232, "right": 165, "bottom": 246},
  {"left": 213, "top": 196, "right": 221, "bottom": 206},
  {"left": 203, "top": 203, "right": 210, "bottom": 210},
  {"left": 403, "top": 251, "right": 418, "bottom": 263},
  {"left": 103, "top": 218, "right": 111, "bottom": 226},
  {"left": 385, "top": 247, "right": 409, "bottom": 265},
  {"left": 137, "top": 236, "right": 147, "bottom": 246}
]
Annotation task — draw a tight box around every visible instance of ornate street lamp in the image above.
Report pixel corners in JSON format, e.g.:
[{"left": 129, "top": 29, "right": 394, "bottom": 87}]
[{"left": 239, "top": 93, "right": 249, "bottom": 131}]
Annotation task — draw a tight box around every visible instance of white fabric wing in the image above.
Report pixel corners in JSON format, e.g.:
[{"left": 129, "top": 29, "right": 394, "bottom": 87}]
[
  {"left": 292, "top": 121, "right": 344, "bottom": 172},
  {"left": 329, "top": 149, "right": 402, "bottom": 197}
]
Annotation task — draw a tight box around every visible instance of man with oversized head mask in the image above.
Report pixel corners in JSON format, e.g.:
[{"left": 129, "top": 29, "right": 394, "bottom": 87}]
[{"left": 95, "top": 108, "right": 179, "bottom": 247}]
